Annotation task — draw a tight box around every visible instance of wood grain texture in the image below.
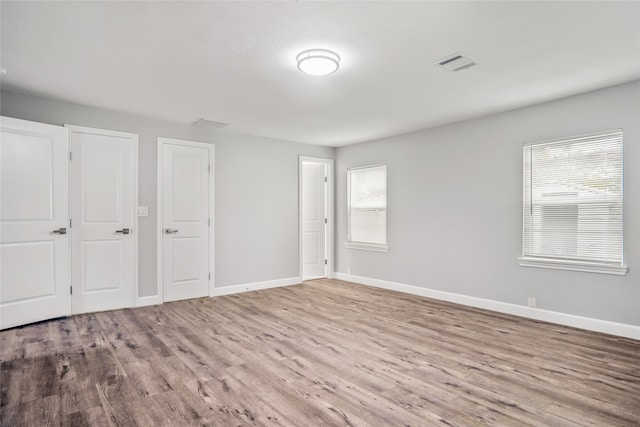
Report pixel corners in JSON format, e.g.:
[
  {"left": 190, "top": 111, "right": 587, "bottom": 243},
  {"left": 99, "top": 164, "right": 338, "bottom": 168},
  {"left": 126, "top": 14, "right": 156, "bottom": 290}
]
[{"left": 1, "top": 279, "right": 639, "bottom": 426}]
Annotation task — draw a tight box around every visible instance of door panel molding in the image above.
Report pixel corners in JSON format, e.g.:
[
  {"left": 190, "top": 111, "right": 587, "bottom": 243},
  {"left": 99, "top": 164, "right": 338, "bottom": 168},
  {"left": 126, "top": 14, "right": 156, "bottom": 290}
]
[
  {"left": 156, "top": 137, "right": 215, "bottom": 303},
  {"left": 299, "top": 156, "right": 334, "bottom": 280}
]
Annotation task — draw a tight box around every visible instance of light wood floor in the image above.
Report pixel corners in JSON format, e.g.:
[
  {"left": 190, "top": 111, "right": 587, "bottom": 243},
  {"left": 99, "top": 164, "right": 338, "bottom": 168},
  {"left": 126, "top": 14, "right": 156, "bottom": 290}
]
[{"left": 1, "top": 279, "right": 639, "bottom": 426}]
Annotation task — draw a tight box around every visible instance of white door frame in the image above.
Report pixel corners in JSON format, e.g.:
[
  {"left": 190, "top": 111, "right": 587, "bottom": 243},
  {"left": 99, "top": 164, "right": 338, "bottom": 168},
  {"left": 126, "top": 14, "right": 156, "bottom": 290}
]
[
  {"left": 156, "top": 137, "right": 215, "bottom": 302},
  {"left": 65, "top": 124, "right": 139, "bottom": 313},
  {"left": 299, "top": 156, "right": 334, "bottom": 280}
]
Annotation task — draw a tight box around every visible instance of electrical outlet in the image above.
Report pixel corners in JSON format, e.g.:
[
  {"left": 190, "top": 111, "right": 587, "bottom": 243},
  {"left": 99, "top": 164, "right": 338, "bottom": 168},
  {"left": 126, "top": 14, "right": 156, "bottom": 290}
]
[
  {"left": 346, "top": 267, "right": 351, "bottom": 275},
  {"left": 528, "top": 297, "right": 536, "bottom": 308}
]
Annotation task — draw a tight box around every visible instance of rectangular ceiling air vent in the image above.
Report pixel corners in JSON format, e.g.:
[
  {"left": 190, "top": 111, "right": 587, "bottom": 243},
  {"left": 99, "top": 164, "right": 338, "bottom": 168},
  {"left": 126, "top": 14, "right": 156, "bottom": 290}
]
[
  {"left": 192, "top": 118, "right": 229, "bottom": 129},
  {"left": 436, "top": 52, "right": 477, "bottom": 72}
]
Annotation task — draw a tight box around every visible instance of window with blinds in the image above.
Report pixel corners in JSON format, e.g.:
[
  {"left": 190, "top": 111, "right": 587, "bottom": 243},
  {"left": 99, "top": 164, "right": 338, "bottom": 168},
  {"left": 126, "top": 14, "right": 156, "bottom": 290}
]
[
  {"left": 519, "top": 129, "right": 627, "bottom": 275},
  {"left": 346, "top": 164, "right": 388, "bottom": 252}
]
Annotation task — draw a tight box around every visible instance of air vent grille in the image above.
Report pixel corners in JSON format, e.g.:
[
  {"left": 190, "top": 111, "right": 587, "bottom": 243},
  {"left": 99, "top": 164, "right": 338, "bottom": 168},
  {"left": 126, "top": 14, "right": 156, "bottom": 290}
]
[
  {"left": 192, "top": 118, "right": 229, "bottom": 129},
  {"left": 436, "top": 53, "right": 477, "bottom": 72}
]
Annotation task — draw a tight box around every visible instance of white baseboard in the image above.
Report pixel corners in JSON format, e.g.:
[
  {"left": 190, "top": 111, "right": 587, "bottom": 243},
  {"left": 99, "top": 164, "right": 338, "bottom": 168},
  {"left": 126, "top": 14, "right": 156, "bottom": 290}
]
[
  {"left": 136, "top": 294, "right": 162, "bottom": 308},
  {"left": 334, "top": 272, "right": 640, "bottom": 341},
  {"left": 136, "top": 277, "right": 302, "bottom": 307},
  {"left": 210, "top": 276, "right": 302, "bottom": 297}
]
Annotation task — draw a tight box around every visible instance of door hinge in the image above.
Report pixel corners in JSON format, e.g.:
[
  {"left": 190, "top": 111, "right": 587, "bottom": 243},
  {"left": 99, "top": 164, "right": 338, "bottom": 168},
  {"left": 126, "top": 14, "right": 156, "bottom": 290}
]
[
  {"left": 69, "top": 152, "right": 72, "bottom": 161},
  {"left": 208, "top": 273, "right": 211, "bottom": 280},
  {"left": 208, "top": 218, "right": 211, "bottom": 226},
  {"left": 324, "top": 218, "right": 327, "bottom": 224},
  {"left": 69, "top": 218, "right": 72, "bottom": 228},
  {"left": 324, "top": 176, "right": 327, "bottom": 182},
  {"left": 208, "top": 164, "right": 211, "bottom": 173},
  {"left": 325, "top": 259, "right": 327, "bottom": 265},
  {"left": 70, "top": 286, "right": 73, "bottom": 295}
]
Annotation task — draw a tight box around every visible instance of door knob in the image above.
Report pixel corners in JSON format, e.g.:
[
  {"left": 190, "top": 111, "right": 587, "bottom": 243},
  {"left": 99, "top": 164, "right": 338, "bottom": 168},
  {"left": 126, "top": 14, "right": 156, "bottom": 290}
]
[
  {"left": 165, "top": 228, "right": 179, "bottom": 234},
  {"left": 115, "top": 228, "right": 130, "bottom": 235},
  {"left": 52, "top": 227, "right": 67, "bottom": 235}
]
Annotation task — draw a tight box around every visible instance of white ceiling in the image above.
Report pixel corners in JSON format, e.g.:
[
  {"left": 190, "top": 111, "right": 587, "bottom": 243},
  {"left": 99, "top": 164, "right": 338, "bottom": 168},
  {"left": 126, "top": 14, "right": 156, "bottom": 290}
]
[{"left": 1, "top": 1, "right": 639, "bottom": 147}]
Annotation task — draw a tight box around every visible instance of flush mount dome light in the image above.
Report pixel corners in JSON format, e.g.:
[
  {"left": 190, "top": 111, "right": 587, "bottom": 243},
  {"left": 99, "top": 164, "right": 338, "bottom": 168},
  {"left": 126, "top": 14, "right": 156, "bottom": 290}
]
[{"left": 296, "top": 49, "right": 340, "bottom": 76}]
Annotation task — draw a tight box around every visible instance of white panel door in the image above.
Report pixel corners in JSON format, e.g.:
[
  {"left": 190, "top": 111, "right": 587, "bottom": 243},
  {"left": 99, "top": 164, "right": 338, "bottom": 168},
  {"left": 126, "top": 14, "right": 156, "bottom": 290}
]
[
  {"left": 302, "top": 161, "right": 327, "bottom": 279},
  {"left": 161, "top": 142, "right": 210, "bottom": 302},
  {"left": 0, "top": 116, "right": 71, "bottom": 329},
  {"left": 69, "top": 126, "right": 137, "bottom": 314}
]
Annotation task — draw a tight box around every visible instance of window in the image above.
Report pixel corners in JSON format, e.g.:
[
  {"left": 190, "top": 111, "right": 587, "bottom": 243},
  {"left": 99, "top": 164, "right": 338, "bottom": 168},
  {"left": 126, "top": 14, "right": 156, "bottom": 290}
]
[
  {"left": 346, "top": 164, "right": 387, "bottom": 252},
  {"left": 519, "top": 129, "right": 627, "bottom": 275}
]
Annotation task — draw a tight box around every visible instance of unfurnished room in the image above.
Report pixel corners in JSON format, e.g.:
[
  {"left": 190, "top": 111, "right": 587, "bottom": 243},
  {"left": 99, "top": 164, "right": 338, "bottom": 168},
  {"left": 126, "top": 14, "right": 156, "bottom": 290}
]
[{"left": 0, "top": 1, "right": 639, "bottom": 426}]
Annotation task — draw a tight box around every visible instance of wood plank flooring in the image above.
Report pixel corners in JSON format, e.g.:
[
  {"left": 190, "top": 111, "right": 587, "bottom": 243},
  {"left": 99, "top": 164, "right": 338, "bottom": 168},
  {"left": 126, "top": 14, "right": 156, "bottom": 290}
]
[{"left": 1, "top": 279, "right": 639, "bottom": 426}]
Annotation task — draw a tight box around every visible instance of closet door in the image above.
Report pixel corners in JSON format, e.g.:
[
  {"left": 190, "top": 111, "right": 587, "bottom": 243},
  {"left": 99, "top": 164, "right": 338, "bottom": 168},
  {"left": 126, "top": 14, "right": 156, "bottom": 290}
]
[
  {"left": 301, "top": 160, "right": 327, "bottom": 279},
  {"left": 159, "top": 138, "right": 212, "bottom": 302},
  {"left": 68, "top": 125, "right": 138, "bottom": 314},
  {"left": 0, "top": 116, "right": 71, "bottom": 330}
]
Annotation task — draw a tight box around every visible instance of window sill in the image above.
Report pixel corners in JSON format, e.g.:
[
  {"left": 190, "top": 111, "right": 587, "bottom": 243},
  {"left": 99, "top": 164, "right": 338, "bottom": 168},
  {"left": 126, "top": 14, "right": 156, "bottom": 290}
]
[
  {"left": 518, "top": 257, "right": 628, "bottom": 276},
  {"left": 345, "top": 242, "right": 388, "bottom": 252}
]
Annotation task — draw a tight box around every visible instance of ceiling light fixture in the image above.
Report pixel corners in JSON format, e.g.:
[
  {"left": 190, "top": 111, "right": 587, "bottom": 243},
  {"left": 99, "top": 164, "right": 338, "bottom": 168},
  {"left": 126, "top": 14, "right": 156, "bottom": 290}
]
[{"left": 296, "top": 49, "right": 340, "bottom": 76}]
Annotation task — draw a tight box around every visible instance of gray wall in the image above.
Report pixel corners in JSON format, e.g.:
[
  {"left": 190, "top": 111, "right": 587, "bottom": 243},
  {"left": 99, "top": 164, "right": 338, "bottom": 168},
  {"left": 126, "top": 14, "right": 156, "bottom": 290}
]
[
  {"left": 3, "top": 81, "right": 638, "bottom": 327},
  {"left": 335, "top": 80, "right": 640, "bottom": 326},
  {"left": 1, "top": 91, "right": 334, "bottom": 297}
]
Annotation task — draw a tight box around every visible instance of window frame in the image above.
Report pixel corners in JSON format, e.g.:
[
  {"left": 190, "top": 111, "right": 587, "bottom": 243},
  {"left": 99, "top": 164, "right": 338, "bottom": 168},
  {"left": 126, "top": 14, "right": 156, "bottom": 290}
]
[
  {"left": 517, "top": 129, "right": 627, "bottom": 275},
  {"left": 346, "top": 164, "right": 388, "bottom": 252}
]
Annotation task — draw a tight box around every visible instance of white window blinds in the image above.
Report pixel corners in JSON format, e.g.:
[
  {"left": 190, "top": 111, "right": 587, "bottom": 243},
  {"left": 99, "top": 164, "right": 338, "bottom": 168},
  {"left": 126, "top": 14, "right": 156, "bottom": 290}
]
[
  {"left": 521, "top": 130, "right": 626, "bottom": 274},
  {"left": 347, "top": 165, "right": 387, "bottom": 250}
]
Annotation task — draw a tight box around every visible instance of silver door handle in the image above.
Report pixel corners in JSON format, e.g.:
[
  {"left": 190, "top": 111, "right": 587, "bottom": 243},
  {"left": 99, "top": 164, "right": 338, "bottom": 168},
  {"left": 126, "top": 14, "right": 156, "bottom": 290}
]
[
  {"left": 115, "top": 228, "right": 130, "bottom": 235},
  {"left": 165, "top": 228, "right": 179, "bottom": 234},
  {"left": 52, "top": 227, "right": 67, "bottom": 235}
]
